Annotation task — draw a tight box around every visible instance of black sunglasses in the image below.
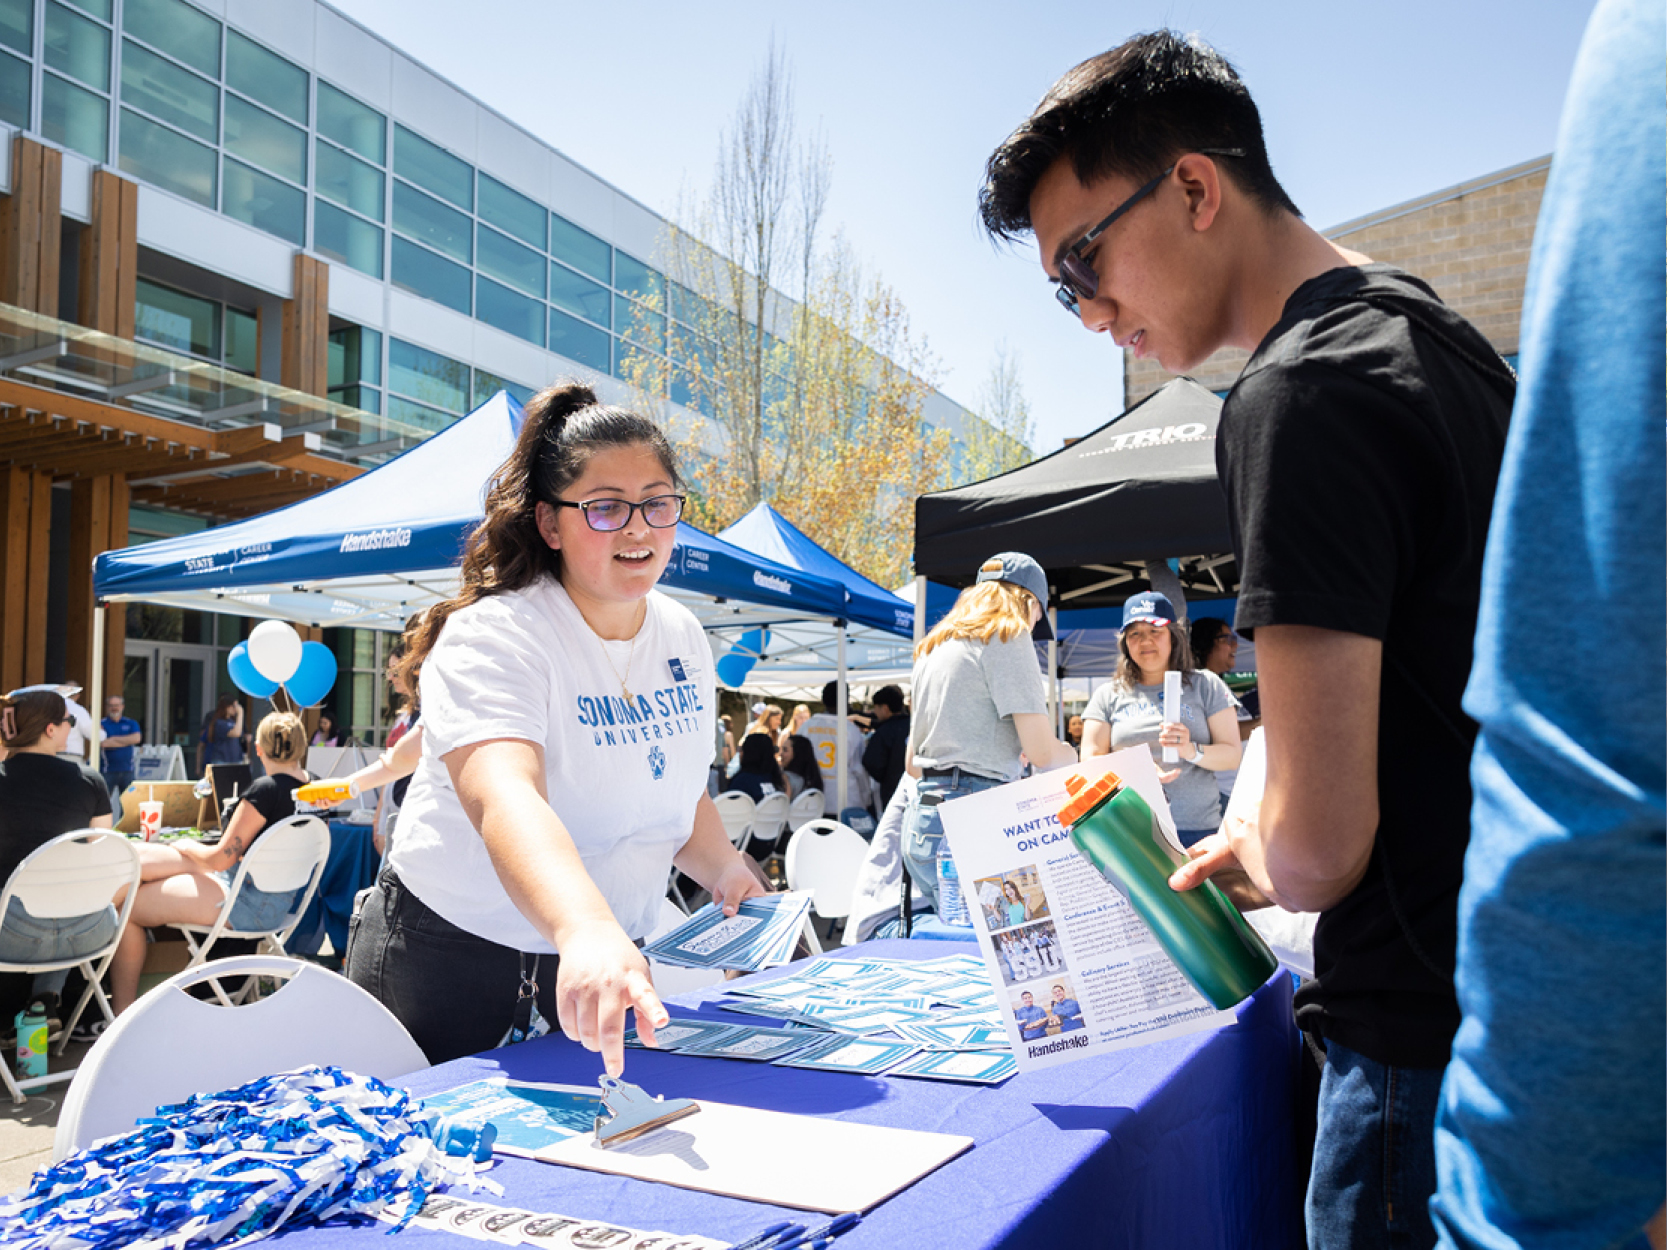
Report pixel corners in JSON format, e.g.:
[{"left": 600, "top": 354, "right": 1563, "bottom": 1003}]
[
  {"left": 552, "top": 493, "right": 685, "bottom": 532},
  {"left": 1054, "top": 148, "right": 1245, "bottom": 316}
]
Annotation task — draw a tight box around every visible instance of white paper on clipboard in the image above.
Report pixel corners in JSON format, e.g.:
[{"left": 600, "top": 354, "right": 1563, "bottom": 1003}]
[{"left": 536, "top": 1099, "right": 971, "bottom": 1213}]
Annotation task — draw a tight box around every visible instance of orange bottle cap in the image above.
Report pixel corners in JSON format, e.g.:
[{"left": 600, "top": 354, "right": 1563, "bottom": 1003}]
[{"left": 1057, "top": 769, "right": 1125, "bottom": 828}]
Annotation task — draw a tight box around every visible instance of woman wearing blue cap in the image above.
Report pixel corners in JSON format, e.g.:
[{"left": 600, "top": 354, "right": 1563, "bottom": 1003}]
[
  {"left": 1081, "top": 592, "right": 1241, "bottom": 847},
  {"left": 897, "top": 552, "right": 1079, "bottom": 928}
]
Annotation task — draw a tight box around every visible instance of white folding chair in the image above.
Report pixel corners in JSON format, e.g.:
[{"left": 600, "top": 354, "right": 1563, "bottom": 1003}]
[
  {"left": 784, "top": 819, "right": 871, "bottom": 953},
  {"left": 175, "top": 815, "right": 330, "bottom": 1006},
  {"left": 787, "top": 788, "right": 824, "bottom": 833},
  {"left": 643, "top": 897, "right": 725, "bottom": 1000},
  {"left": 712, "top": 791, "right": 756, "bottom": 851},
  {"left": 53, "top": 955, "right": 427, "bottom": 1160},
  {"left": 745, "top": 792, "right": 791, "bottom": 857},
  {"left": 0, "top": 830, "right": 142, "bottom": 1103}
]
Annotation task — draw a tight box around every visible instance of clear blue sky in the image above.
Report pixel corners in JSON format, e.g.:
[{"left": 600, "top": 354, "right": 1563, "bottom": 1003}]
[{"left": 332, "top": 0, "right": 1593, "bottom": 454}]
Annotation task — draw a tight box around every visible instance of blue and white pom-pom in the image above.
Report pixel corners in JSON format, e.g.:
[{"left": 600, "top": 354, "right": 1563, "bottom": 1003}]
[{"left": 0, "top": 1065, "right": 499, "bottom": 1250}]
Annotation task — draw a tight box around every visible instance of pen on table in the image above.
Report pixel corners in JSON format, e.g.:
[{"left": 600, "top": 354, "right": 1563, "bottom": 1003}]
[
  {"left": 726, "top": 1220, "right": 802, "bottom": 1250},
  {"left": 772, "top": 1211, "right": 862, "bottom": 1249}
]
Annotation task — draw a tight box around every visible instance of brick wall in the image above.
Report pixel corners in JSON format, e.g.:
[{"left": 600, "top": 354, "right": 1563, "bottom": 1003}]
[{"left": 1123, "top": 155, "right": 1549, "bottom": 407}]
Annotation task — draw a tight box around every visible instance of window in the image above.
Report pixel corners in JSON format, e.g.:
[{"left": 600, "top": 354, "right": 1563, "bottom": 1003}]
[
  {"left": 120, "top": 39, "right": 216, "bottom": 142},
  {"left": 317, "top": 81, "right": 383, "bottom": 163},
  {"left": 316, "top": 141, "right": 383, "bottom": 221},
  {"left": 0, "top": 0, "right": 29, "bottom": 56},
  {"left": 122, "top": 0, "right": 219, "bottom": 78},
  {"left": 391, "top": 237, "right": 469, "bottom": 314},
  {"left": 477, "top": 225, "right": 543, "bottom": 298},
  {"left": 119, "top": 108, "right": 215, "bottom": 207},
  {"left": 388, "top": 338, "right": 468, "bottom": 415},
  {"left": 393, "top": 124, "right": 471, "bottom": 211},
  {"left": 550, "top": 263, "right": 609, "bottom": 327},
  {"left": 550, "top": 213, "right": 610, "bottom": 283},
  {"left": 43, "top": 73, "right": 107, "bottom": 162},
  {"left": 613, "top": 252, "right": 662, "bottom": 303},
  {"left": 475, "top": 275, "right": 544, "bottom": 347},
  {"left": 222, "top": 158, "right": 303, "bottom": 244},
  {"left": 135, "top": 278, "right": 217, "bottom": 358},
  {"left": 0, "top": 45, "right": 26, "bottom": 129},
  {"left": 223, "top": 94, "right": 305, "bottom": 184},
  {"left": 478, "top": 173, "right": 544, "bottom": 249},
  {"left": 392, "top": 181, "right": 470, "bottom": 264},
  {"left": 549, "top": 308, "right": 610, "bottom": 374},
  {"left": 615, "top": 294, "right": 665, "bottom": 352},
  {"left": 224, "top": 306, "right": 257, "bottom": 375},
  {"left": 471, "top": 368, "right": 533, "bottom": 409},
  {"left": 225, "top": 29, "right": 305, "bottom": 124},
  {"left": 314, "top": 200, "right": 383, "bottom": 279},
  {"left": 329, "top": 324, "right": 381, "bottom": 415},
  {"left": 45, "top": 2, "right": 110, "bottom": 92}
]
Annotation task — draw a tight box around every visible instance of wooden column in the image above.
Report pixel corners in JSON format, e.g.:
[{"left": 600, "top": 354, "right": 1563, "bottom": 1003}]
[
  {"left": 280, "top": 253, "right": 329, "bottom": 396},
  {"left": 0, "top": 136, "right": 63, "bottom": 316},
  {"left": 0, "top": 466, "right": 54, "bottom": 688},
  {"left": 67, "top": 472, "right": 126, "bottom": 693},
  {"left": 77, "top": 169, "right": 138, "bottom": 337}
]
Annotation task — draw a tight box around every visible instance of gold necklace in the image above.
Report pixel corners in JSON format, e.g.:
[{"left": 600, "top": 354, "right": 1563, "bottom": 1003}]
[{"left": 594, "top": 602, "right": 646, "bottom": 702}]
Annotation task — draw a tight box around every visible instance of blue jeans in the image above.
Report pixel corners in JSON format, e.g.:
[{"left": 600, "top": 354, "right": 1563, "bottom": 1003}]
[
  {"left": 900, "top": 769, "right": 1005, "bottom": 917},
  {"left": 1309, "top": 1038, "right": 1444, "bottom": 1250},
  {"left": 212, "top": 869, "right": 303, "bottom": 933},
  {"left": 103, "top": 770, "right": 133, "bottom": 820},
  {"left": 0, "top": 896, "right": 119, "bottom": 996}
]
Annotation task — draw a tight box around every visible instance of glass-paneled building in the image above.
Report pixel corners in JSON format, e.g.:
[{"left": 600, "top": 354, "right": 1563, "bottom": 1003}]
[{"left": 0, "top": 0, "right": 986, "bottom": 740}]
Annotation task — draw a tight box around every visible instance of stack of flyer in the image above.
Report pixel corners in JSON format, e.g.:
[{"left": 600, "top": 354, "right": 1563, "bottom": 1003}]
[{"left": 641, "top": 892, "right": 814, "bottom": 971}]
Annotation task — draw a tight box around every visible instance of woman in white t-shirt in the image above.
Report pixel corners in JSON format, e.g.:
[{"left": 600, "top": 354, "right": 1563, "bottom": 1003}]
[{"left": 345, "top": 381, "right": 764, "bottom": 1068}]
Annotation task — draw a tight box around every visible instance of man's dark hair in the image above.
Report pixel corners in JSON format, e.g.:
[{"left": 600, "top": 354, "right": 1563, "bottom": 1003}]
[
  {"left": 872, "top": 685, "right": 905, "bottom": 715},
  {"left": 979, "top": 30, "right": 1300, "bottom": 242},
  {"left": 820, "top": 680, "right": 843, "bottom": 712},
  {"left": 1190, "top": 617, "right": 1232, "bottom": 667}
]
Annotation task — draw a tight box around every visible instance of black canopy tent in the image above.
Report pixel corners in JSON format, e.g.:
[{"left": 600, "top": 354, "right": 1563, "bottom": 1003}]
[{"left": 914, "top": 378, "right": 1239, "bottom": 609}]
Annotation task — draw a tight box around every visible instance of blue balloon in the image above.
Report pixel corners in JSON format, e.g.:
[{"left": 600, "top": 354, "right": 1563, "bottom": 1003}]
[
  {"left": 227, "top": 640, "right": 279, "bottom": 699},
  {"left": 286, "top": 641, "right": 338, "bottom": 708},
  {"left": 714, "top": 627, "right": 769, "bottom": 689}
]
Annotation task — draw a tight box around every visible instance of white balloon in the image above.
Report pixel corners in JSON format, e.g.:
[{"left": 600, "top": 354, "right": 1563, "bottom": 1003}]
[{"left": 247, "top": 620, "right": 303, "bottom": 684}]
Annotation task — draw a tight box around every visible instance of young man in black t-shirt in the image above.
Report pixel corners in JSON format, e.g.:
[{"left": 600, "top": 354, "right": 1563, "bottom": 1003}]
[{"left": 979, "top": 32, "right": 1512, "bottom": 1248}]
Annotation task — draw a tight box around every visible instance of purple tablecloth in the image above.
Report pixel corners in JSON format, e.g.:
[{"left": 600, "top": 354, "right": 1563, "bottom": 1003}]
[{"left": 274, "top": 940, "right": 1304, "bottom": 1250}]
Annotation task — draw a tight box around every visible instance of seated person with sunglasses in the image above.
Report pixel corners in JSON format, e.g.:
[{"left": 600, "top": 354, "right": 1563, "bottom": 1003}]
[{"left": 347, "top": 381, "right": 764, "bottom": 1071}]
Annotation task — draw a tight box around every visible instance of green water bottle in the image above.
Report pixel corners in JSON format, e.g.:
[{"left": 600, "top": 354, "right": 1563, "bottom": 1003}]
[{"left": 1057, "top": 769, "right": 1277, "bottom": 1010}]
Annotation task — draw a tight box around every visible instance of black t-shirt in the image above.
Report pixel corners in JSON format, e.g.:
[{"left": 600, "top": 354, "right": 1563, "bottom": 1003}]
[
  {"left": 0, "top": 753, "right": 115, "bottom": 887},
  {"left": 1217, "top": 263, "right": 1513, "bottom": 1069},
  {"left": 862, "top": 714, "right": 912, "bottom": 808},
  {"left": 229, "top": 774, "right": 304, "bottom": 846}
]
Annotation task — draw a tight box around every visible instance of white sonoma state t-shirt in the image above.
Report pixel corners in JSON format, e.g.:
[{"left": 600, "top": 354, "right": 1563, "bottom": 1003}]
[{"left": 389, "top": 578, "right": 715, "bottom": 951}]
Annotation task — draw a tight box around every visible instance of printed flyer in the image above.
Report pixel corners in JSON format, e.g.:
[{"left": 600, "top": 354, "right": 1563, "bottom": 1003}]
[{"left": 938, "top": 748, "right": 1239, "bottom": 1071}]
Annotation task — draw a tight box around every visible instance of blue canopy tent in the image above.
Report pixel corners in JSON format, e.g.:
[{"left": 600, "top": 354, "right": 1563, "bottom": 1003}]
[{"left": 88, "top": 392, "right": 867, "bottom": 755}]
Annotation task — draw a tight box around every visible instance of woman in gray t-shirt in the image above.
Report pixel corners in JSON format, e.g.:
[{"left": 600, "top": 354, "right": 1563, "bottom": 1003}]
[
  {"left": 900, "top": 554, "right": 1078, "bottom": 925},
  {"left": 1082, "top": 593, "right": 1242, "bottom": 847}
]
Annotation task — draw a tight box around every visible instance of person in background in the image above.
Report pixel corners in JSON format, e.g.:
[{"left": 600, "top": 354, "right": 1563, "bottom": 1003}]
[
  {"left": 1065, "top": 714, "right": 1085, "bottom": 751},
  {"left": 110, "top": 711, "right": 312, "bottom": 1016},
  {"left": 1190, "top": 617, "right": 1255, "bottom": 806},
  {"left": 860, "top": 685, "right": 911, "bottom": 811},
  {"left": 375, "top": 631, "right": 423, "bottom": 857},
  {"left": 59, "top": 685, "right": 97, "bottom": 762},
  {"left": 725, "top": 732, "right": 786, "bottom": 804},
  {"left": 310, "top": 710, "right": 345, "bottom": 747},
  {"left": 1014, "top": 990, "right": 1048, "bottom": 1042},
  {"left": 782, "top": 703, "right": 812, "bottom": 748},
  {"left": 99, "top": 694, "right": 142, "bottom": 820},
  {"left": 899, "top": 553, "right": 1077, "bottom": 927},
  {"left": 803, "top": 680, "right": 874, "bottom": 817},
  {"left": 778, "top": 733, "right": 823, "bottom": 802},
  {"left": 1428, "top": 3, "right": 1665, "bottom": 1245},
  {"left": 744, "top": 701, "right": 782, "bottom": 743},
  {"left": 1081, "top": 592, "right": 1240, "bottom": 847},
  {"left": 0, "top": 685, "right": 114, "bottom": 1042},
  {"left": 1047, "top": 983, "right": 1085, "bottom": 1032},
  {"left": 198, "top": 693, "right": 245, "bottom": 774}
]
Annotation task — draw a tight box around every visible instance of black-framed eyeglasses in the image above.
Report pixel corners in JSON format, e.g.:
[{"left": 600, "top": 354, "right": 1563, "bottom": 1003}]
[
  {"left": 1054, "top": 148, "right": 1244, "bottom": 316},
  {"left": 552, "top": 493, "right": 686, "bottom": 532}
]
